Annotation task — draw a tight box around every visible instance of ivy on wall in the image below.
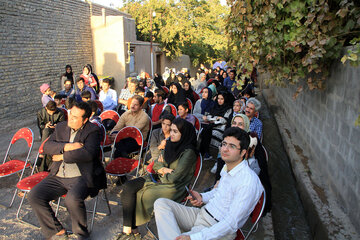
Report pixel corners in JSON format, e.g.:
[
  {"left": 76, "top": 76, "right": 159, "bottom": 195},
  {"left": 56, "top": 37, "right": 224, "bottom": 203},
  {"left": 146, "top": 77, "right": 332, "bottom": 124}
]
[{"left": 225, "top": 0, "right": 360, "bottom": 96}]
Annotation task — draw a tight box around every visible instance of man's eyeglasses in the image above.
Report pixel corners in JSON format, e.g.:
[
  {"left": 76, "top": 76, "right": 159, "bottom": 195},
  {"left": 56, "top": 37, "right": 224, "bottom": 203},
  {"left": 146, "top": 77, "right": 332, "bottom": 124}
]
[{"left": 220, "top": 141, "right": 241, "bottom": 150}]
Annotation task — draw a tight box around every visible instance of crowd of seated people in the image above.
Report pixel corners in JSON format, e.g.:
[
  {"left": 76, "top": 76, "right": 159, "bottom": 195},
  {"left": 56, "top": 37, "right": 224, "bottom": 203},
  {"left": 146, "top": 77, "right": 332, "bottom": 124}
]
[{"left": 29, "top": 63, "right": 269, "bottom": 240}]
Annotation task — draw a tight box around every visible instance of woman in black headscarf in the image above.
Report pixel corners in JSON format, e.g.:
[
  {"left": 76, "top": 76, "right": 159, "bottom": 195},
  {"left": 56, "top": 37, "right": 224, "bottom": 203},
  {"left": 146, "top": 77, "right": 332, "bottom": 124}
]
[
  {"left": 199, "top": 91, "right": 233, "bottom": 157},
  {"left": 167, "top": 83, "right": 186, "bottom": 107},
  {"left": 166, "top": 72, "right": 178, "bottom": 88},
  {"left": 154, "top": 73, "right": 165, "bottom": 88},
  {"left": 183, "top": 80, "right": 196, "bottom": 105},
  {"left": 60, "top": 65, "right": 75, "bottom": 89},
  {"left": 118, "top": 118, "right": 197, "bottom": 239}
]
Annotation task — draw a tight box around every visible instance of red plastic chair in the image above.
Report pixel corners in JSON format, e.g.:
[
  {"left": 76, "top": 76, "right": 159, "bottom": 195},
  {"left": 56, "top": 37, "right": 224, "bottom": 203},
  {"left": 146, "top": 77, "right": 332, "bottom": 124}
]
[
  {"left": 0, "top": 128, "right": 34, "bottom": 208},
  {"left": 165, "top": 103, "right": 178, "bottom": 117},
  {"left": 186, "top": 98, "right": 193, "bottom": 114},
  {"left": 16, "top": 138, "right": 49, "bottom": 225},
  {"left": 161, "top": 86, "right": 169, "bottom": 94},
  {"left": 94, "top": 100, "right": 104, "bottom": 113},
  {"left": 61, "top": 108, "right": 68, "bottom": 121},
  {"left": 99, "top": 110, "right": 121, "bottom": 147},
  {"left": 235, "top": 192, "right": 266, "bottom": 240},
  {"left": 193, "top": 115, "right": 201, "bottom": 132},
  {"left": 193, "top": 91, "right": 200, "bottom": 102},
  {"left": 105, "top": 126, "right": 144, "bottom": 178}
]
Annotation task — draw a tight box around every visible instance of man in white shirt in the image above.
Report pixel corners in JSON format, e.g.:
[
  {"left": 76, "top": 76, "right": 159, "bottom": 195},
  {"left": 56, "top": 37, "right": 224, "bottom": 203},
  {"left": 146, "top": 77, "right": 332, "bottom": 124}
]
[
  {"left": 154, "top": 127, "right": 264, "bottom": 240},
  {"left": 99, "top": 78, "right": 117, "bottom": 110}
]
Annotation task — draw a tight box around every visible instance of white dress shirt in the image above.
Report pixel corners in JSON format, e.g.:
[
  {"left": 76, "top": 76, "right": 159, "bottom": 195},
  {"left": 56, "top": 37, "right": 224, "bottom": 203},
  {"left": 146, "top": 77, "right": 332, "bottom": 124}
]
[
  {"left": 99, "top": 88, "right": 117, "bottom": 110},
  {"left": 191, "top": 160, "right": 264, "bottom": 240}
]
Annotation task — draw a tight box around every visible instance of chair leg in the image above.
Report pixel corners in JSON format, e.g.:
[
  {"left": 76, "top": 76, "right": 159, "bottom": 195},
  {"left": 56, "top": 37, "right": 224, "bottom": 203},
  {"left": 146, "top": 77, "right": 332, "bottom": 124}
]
[
  {"left": 89, "top": 195, "right": 99, "bottom": 232},
  {"left": 146, "top": 221, "right": 159, "bottom": 240},
  {"left": 54, "top": 197, "right": 61, "bottom": 217},
  {"left": 16, "top": 192, "right": 26, "bottom": 220},
  {"left": 9, "top": 188, "right": 18, "bottom": 208}
]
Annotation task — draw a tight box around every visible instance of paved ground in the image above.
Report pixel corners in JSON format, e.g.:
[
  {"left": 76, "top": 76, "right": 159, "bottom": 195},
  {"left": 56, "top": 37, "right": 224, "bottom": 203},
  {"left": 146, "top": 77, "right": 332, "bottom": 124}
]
[{"left": 0, "top": 111, "right": 274, "bottom": 240}]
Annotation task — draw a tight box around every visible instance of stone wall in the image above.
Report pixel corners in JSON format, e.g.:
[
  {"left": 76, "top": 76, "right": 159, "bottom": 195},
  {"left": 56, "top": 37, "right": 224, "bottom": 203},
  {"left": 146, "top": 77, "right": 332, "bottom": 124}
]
[{"left": 269, "top": 58, "right": 360, "bottom": 230}]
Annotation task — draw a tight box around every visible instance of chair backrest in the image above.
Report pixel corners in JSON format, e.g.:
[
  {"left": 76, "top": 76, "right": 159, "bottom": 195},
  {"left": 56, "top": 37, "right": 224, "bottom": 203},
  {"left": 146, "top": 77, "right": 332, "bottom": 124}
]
[
  {"left": 94, "top": 100, "right": 104, "bottom": 113},
  {"left": 31, "top": 138, "right": 49, "bottom": 175},
  {"left": 91, "top": 121, "right": 107, "bottom": 147},
  {"left": 262, "top": 145, "right": 268, "bottom": 162},
  {"left": 193, "top": 115, "right": 200, "bottom": 131},
  {"left": 11, "top": 128, "right": 34, "bottom": 148},
  {"left": 61, "top": 108, "right": 68, "bottom": 121},
  {"left": 186, "top": 98, "right": 193, "bottom": 113},
  {"left": 166, "top": 103, "right": 178, "bottom": 117},
  {"left": 100, "top": 110, "right": 120, "bottom": 123},
  {"left": 191, "top": 154, "right": 203, "bottom": 190},
  {"left": 235, "top": 192, "right": 266, "bottom": 240},
  {"left": 193, "top": 91, "right": 200, "bottom": 102},
  {"left": 114, "top": 126, "right": 144, "bottom": 146},
  {"left": 161, "top": 86, "right": 169, "bottom": 94},
  {"left": 146, "top": 161, "right": 156, "bottom": 174}
]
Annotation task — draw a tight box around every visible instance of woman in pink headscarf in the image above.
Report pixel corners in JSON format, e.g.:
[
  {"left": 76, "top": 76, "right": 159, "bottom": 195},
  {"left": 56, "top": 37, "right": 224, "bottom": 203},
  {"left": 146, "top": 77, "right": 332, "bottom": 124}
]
[{"left": 39, "top": 83, "right": 53, "bottom": 107}]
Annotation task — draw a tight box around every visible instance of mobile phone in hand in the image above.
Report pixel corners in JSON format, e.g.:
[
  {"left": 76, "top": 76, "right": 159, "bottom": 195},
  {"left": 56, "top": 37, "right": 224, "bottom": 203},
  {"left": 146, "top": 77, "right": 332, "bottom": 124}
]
[{"left": 185, "top": 186, "right": 196, "bottom": 200}]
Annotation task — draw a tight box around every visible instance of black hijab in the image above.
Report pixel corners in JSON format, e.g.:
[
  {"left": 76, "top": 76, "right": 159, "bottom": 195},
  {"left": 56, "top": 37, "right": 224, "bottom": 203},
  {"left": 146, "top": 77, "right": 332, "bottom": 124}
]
[
  {"left": 164, "top": 118, "right": 197, "bottom": 165},
  {"left": 211, "top": 92, "right": 232, "bottom": 117},
  {"left": 167, "top": 83, "right": 186, "bottom": 107},
  {"left": 200, "top": 87, "right": 215, "bottom": 114},
  {"left": 183, "top": 80, "right": 195, "bottom": 104}
]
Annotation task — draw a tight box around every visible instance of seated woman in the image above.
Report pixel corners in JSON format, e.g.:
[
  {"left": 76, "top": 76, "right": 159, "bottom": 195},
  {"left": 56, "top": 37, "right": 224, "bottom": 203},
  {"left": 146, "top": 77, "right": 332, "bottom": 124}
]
[
  {"left": 118, "top": 118, "right": 198, "bottom": 239},
  {"left": 193, "top": 87, "right": 215, "bottom": 124},
  {"left": 183, "top": 80, "right": 196, "bottom": 105},
  {"left": 167, "top": 83, "right": 186, "bottom": 107},
  {"left": 148, "top": 114, "right": 175, "bottom": 162},
  {"left": 199, "top": 92, "right": 232, "bottom": 159}
]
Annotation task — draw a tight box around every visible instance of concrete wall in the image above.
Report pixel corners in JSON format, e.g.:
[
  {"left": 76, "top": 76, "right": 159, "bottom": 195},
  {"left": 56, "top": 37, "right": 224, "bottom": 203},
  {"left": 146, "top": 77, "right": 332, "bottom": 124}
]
[{"left": 269, "top": 59, "right": 360, "bottom": 230}]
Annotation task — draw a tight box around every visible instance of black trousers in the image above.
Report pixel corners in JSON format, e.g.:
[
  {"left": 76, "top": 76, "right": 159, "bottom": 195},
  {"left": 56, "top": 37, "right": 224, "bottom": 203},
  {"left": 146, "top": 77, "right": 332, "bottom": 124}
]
[
  {"left": 28, "top": 176, "right": 90, "bottom": 239},
  {"left": 199, "top": 124, "right": 213, "bottom": 154},
  {"left": 120, "top": 177, "right": 146, "bottom": 228}
]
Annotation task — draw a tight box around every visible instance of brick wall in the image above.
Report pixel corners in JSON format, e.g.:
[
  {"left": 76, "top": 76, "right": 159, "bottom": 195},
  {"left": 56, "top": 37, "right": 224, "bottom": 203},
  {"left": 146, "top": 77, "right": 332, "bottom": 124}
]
[
  {"left": 269, "top": 58, "right": 360, "bottom": 230},
  {"left": 0, "top": 0, "right": 128, "bottom": 133}
]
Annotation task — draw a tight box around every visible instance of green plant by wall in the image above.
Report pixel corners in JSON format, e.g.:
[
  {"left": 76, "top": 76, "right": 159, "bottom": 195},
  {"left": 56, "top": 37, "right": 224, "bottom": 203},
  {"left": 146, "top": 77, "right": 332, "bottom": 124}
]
[{"left": 225, "top": 0, "right": 360, "bottom": 96}]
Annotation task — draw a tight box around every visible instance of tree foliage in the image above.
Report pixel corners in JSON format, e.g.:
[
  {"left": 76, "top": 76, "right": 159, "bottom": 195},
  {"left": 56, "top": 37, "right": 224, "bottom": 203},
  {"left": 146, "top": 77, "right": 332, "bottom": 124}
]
[
  {"left": 121, "top": 0, "right": 229, "bottom": 66},
  {"left": 226, "top": 0, "right": 360, "bottom": 94}
]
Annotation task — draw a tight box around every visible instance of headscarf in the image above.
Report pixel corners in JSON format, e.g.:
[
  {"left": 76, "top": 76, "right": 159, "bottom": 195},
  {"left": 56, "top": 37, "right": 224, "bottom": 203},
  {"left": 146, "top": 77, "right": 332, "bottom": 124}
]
[
  {"left": 164, "top": 118, "right": 197, "bottom": 165},
  {"left": 167, "top": 83, "right": 186, "bottom": 107},
  {"left": 210, "top": 92, "right": 232, "bottom": 117},
  {"left": 40, "top": 83, "right": 50, "bottom": 94},
  {"left": 231, "top": 114, "right": 250, "bottom": 132},
  {"left": 183, "top": 80, "right": 195, "bottom": 104},
  {"left": 154, "top": 73, "right": 165, "bottom": 88},
  {"left": 200, "top": 87, "right": 215, "bottom": 115},
  {"left": 64, "top": 65, "right": 74, "bottom": 82}
]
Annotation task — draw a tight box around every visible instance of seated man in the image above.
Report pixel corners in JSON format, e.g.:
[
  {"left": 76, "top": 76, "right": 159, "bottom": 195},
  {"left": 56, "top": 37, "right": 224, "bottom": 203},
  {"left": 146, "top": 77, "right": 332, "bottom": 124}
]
[
  {"left": 88, "top": 100, "right": 101, "bottom": 125},
  {"left": 150, "top": 89, "right": 171, "bottom": 129},
  {"left": 154, "top": 127, "right": 264, "bottom": 240},
  {"left": 110, "top": 95, "right": 150, "bottom": 158},
  {"left": 59, "top": 79, "right": 75, "bottom": 98},
  {"left": 177, "top": 102, "right": 195, "bottom": 126},
  {"left": 99, "top": 78, "right": 117, "bottom": 110},
  {"left": 29, "top": 102, "right": 105, "bottom": 240},
  {"left": 118, "top": 78, "right": 137, "bottom": 114},
  {"left": 245, "top": 97, "right": 263, "bottom": 139},
  {"left": 148, "top": 114, "right": 175, "bottom": 162},
  {"left": 37, "top": 100, "right": 65, "bottom": 143},
  {"left": 75, "top": 77, "right": 96, "bottom": 102}
]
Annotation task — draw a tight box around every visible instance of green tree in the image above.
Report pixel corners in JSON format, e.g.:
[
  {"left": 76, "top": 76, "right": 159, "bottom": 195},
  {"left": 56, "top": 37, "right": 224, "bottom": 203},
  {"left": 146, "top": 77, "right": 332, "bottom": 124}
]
[
  {"left": 121, "top": 0, "right": 229, "bottom": 66},
  {"left": 225, "top": 0, "right": 360, "bottom": 95}
]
